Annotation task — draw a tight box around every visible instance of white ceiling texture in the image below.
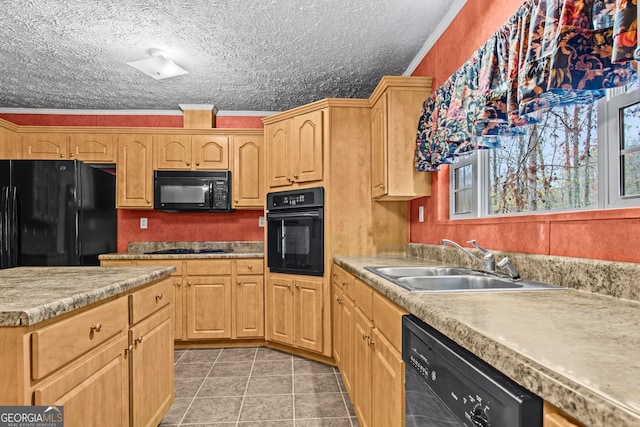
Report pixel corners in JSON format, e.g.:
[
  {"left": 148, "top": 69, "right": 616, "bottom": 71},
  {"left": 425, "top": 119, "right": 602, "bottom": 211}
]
[{"left": 0, "top": 0, "right": 465, "bottom": 114}]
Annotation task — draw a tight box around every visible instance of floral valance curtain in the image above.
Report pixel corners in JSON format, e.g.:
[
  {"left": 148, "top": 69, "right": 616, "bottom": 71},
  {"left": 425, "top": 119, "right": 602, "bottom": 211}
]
[{"left": 415, "top": 0, "right": 638, "bottom": 172}]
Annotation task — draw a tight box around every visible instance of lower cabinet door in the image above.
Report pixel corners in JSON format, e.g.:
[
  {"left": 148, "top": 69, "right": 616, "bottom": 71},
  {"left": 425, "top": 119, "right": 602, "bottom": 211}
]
[
  {"left": 130, "top": 306, "right": 174, "bottom": 427},
  {"left": 370, "top": 327, "right": 405, "bottom": 427},
  {"left": 293, "top": 278, "right": 324, "bottom": 353},
  {"left": 186, "top": 276, "right": 232, "bottom": 339},
  {"left": 266, "top": 277, "right": 294, "bottom": 345},
  {"left": 33, "top": 335, "right": 129, "bottom": 427},
  {"left": 235, "top": 275, "right": 264, "bottom": 338},
  {"left": 353, "top": 307, "right": 373, "bottom": 427}
]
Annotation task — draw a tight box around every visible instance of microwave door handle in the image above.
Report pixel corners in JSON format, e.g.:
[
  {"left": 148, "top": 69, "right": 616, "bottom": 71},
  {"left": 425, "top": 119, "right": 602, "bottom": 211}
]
[{"left": 208, "top": 181, "right": 213, "bottom": 208}]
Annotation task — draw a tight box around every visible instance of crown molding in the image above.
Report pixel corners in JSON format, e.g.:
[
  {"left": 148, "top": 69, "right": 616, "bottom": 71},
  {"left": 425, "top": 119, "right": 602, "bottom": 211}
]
[
  {"left": 403, "top": 0, "right": 468, "bottom": 76},
  {"left": 0, "top": 107, "right": 278, "bottom": 117}
]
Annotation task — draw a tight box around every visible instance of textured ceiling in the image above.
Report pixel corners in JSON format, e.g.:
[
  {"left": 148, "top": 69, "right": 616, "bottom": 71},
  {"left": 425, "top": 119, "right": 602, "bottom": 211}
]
[{"left": 0, "top": 0, "right": 463, "bottom": 113}]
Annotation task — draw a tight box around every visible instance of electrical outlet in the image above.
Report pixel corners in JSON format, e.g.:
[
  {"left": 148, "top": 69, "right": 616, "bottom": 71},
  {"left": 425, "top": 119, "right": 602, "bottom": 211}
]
[
  {"left": 418, "top": 206, "right": 424, "bottom": 223},
  {"left": 140, "top": 218, "right": 148, "bottom": 229},
  {"left": 258, "top": 216, "right": 264, "bottom": 227}
]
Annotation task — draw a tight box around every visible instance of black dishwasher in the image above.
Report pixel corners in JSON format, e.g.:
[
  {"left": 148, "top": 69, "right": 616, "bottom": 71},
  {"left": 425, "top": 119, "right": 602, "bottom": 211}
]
[{"left": 403, "top": 315, "right": 542, "bottom": 427}]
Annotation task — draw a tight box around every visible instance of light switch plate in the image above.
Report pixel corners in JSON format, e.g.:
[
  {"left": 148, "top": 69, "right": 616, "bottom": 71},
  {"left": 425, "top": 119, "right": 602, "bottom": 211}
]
[
  {"left": 418, "top": 206, "right": 424, "bottom": 223},
  {"left": 258, "top": 216, "right": 264, "bottom": 227},
  {"left": 140, "top": 218, "right": 148, "bottom": 229}
]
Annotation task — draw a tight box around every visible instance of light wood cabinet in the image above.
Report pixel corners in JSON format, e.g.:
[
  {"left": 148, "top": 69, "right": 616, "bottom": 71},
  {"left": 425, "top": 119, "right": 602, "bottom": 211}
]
[
  {"left": 234, "top": 259, "right": 264, "bottom": 338},
  {"left": 116, "top": 135, "right": 153, "bottom": 209},
  {"left": 266, "top": 274, "right": 324, "bottom": 353},
  {"left": 33, "top": 334, "right": 130, "bottom": 427},
  {"left": 19, "top": 133, "right": 115, "bottom": 162},
  {"left": 332, "top": 263, "right": 407, "bottom": 427},
  {"left": 21, "top": 133, "right": 68, "bottom": 159},
  {"left": 155, "top": 134, "right": 229, "bottom": 170},
  {"left": 109, "top": 257, "right": 264, "bottom": 343},
  {"left": 1, "top": 276, "right": 174, "bottom": 427},
  {"left": 185, "top": 260, "right": 233, "bottom": 339},
  {"left": 129, "top": 305, "right": 174, "bottom": 427},
  {"left": 0, "top": 121, "right": 17, "bottom": 158},
  {"left": 544, "top": 401, "right": 585, "bottom": 427},
  {"left": 265, "top": 109, "right": 324, "bottom": 189},
  {"left": 369, "top": 76, "right": 433, "bottom": 201},
  {"left": 232, "top": 134, "right": 265, "bottom": 209}
]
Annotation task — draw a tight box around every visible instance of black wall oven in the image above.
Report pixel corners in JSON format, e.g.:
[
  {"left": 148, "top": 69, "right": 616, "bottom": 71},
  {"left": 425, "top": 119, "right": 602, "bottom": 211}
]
[{"left": 266, "top": 187, "right": 324, "bottom": 276}]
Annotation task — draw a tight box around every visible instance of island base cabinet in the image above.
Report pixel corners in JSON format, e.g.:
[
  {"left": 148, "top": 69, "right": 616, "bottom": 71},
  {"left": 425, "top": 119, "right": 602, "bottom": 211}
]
[
  {"left": 130, "top": 305, "right": 174, "bottom": 427},
  {"left": 33, "top": 335, "right": 130, "bottom": 427}
]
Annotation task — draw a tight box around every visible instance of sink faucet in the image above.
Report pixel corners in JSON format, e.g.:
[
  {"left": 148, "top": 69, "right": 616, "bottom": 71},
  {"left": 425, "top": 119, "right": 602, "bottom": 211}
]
[{"left": 441, "top": 239, "right": 520, "bottom": 279}]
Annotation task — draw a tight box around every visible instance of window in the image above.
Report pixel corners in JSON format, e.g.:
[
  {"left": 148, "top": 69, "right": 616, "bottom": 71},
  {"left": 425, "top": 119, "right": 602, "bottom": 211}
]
[{"left": 451, "top": 86, "right": 640, "bottom": 218}]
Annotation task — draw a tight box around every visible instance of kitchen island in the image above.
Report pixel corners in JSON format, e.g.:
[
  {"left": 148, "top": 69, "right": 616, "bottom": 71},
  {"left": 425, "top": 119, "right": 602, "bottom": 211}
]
[
  {"left": 334, "top": 254, "right": 640, "bottom": 427},
  {"left": 0, "top": 265, "right": 176, "bottom": 427}
]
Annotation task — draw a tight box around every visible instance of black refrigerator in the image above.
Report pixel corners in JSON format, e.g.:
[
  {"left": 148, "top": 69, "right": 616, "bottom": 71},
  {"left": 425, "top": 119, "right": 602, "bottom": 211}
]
[{"left": 0, "top": 160, "right": 117, "bottom": 269}]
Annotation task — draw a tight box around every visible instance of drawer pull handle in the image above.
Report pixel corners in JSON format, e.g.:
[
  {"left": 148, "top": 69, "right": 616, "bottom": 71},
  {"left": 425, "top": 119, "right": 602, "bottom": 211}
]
[
  {"left": 155, "top": 293, "right": 163, "bottom": 301},
  {"left": 91, "top": 323, "right": 102, "bottom": 332}
]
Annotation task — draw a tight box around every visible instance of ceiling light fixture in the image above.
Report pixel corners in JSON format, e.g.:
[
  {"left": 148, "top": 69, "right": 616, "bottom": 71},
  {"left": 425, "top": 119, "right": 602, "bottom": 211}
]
[{"left": 127, "top": 48, "right": 188, "bottom": 80}]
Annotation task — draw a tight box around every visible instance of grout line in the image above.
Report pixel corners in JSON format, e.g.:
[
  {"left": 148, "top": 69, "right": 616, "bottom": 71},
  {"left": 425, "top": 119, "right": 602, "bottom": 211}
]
[
  {"left": 334, "top": 368, "right": 355, "bottom": 427},
  {"left": 235, "top": 347, "right": 258, "bottom": 427},
  {"left": 176, "top": 348, "right": 222, "bottom": 427}
]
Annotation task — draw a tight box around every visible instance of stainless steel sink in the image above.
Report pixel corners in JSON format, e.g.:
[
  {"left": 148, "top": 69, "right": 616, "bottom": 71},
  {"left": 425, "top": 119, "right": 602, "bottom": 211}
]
[
  {"left": 371, "top": 266, "right": 474, "bottom": 278},
  {"left": 364, "top": 266, "right": 564, "bottom": 293}
]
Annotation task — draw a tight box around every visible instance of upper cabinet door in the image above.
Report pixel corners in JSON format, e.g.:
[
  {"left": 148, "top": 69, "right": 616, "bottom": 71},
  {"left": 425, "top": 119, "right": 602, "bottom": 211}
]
[
  {"left": 69, "top": 134, "right": 115, "bottom": 163},
  {"left": 232, "top": 135, "right": 264, "bottom": 209},
  {"left": 116, "top": 135, "right": 153, "bottom": 209},
  {"left": 291, "top": 109, "right": 324, "bottom": 185},
  {"left": 155, "top": 135, "right": 192, "bottom": 169},
  {"left": 192, "top": 135, "right": 229, "bottom": 169},
  {"left": 21, "top": 133, "right": 69, "bottom": 159},
  {"left": 267, "top": 120, "right": 292, "bottom": 188}
]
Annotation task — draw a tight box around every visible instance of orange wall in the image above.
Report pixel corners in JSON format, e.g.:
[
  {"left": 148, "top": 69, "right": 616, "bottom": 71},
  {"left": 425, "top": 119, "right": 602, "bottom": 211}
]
[
  {"left": 117, "top": 209, "right": 263, "bottom": 252},
  {"left": 0, "top": 113, "right": 266, "bottom": 250},
  {"left": 409, "top": 0, "right": 640, "bottom": 263}
]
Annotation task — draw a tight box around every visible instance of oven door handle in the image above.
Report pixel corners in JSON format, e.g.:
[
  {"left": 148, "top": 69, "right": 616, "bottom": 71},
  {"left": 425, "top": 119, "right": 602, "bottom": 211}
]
[{"left": 267, "top": 211, "right": 322, "bottom": 220}]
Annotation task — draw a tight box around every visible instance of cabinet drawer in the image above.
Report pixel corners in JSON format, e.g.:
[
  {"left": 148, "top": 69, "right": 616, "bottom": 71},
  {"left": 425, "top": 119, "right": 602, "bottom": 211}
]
[
  {"left": 236, "top": 259, "right": 264, "bottom": 275},
  {"left": 129, "top": 278, "right": 173, "bottom": 325},
  {"left": 372, "top": 292, "right": 408, "bottom": 353},
  {"left": 31, "top": 297, "right": 128, "bottom": 380},
  {"left": 186, "top": 259, "right": 232, "bottom": 276},
  {"left": 136, "top": 259, "right": 183, "bottom": 276},
  {"left": 353, "top": 279, "right": 373, "bottom": 319}
]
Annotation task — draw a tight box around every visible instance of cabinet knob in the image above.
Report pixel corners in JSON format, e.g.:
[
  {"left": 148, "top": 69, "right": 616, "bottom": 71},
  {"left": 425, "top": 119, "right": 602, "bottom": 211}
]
[
  {"left": 367, "top": 337, "right": 375, "bottom": 347},
  {"left": 59, "top": 153, "right": 64, "bottom": 158},
  {"left": 286, "top": 284, "right": 291, "bottom": 289},
  {"left": 293, "top": 174, "right": 299, "bottom": 179},
  {"left": 237, "top": 280, "right": 241, "bottom": 285},
  {"left": 248, "top": 265, "right": 253, "bottom": 270},
  {"left": 146, "top": 199, "right": 151, "bottom": 204},
  {"left": 91, "top": 323, "right": 102, "bottom": 332},
  {"left": 155, "top": 293, "right": 163, "bottom": 301},
  {"left": 70, "top": 153, "right": 74, "bottom": 157},
  {"left": 176, "top": 281, "right": 181, "bottom": 287},
  {"left": 135, "top": 336, "right": 143, "bottom": 344},
  {"left": 295, "top": 283, "right": 300, "bottom": 289},
  {"left": 196, "top": 162, "right": 200, "bottom": 166},
  {"left": 186, "top": 161, "right": 190, "bottom": 166},
  {"left": 124, "top": 344, "right": 133, "bottom": 354},
  {"left": 187, "top": 281, "right": 192, "bottom": 287}
]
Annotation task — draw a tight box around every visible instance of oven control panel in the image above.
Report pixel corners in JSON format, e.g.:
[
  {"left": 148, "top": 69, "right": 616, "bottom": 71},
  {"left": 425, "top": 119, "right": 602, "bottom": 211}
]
[{"left": 267, "top": 187, "right": 324, "bottom": 210}]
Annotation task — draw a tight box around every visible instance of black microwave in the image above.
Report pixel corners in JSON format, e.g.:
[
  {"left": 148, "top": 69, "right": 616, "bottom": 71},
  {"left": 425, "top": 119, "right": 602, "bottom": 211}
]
[{"left": 154, "top": 170, "right": 233, "bottom": 212}]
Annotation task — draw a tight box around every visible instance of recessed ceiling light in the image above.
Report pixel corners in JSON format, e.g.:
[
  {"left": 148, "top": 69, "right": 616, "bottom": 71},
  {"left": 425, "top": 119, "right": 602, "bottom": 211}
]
[{"left": 127, "top": 48, "right": 188, "bottom": 80}]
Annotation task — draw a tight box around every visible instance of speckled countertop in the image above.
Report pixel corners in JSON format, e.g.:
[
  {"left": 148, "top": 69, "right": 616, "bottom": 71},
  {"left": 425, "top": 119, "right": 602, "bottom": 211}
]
[
  {"left": 334, "top": 254, "right": 640, "bottom": 427},
  {"left": 0, "top": 266, "right": 175, "bottom": 327},
  {"left": 99, "top": 240, "right": 264, "bottom": 260}
]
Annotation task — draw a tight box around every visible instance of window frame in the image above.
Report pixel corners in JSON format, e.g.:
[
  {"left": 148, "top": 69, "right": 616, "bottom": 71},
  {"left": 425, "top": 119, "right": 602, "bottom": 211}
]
[{"left": 449, "top": 88, "right": 640, "bottom": 219}]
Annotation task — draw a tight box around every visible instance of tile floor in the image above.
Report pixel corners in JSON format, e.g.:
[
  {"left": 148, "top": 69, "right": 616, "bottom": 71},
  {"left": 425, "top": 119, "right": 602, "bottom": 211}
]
[{"left": 161, "top": 347, "right": 360, "bottom": 427}]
